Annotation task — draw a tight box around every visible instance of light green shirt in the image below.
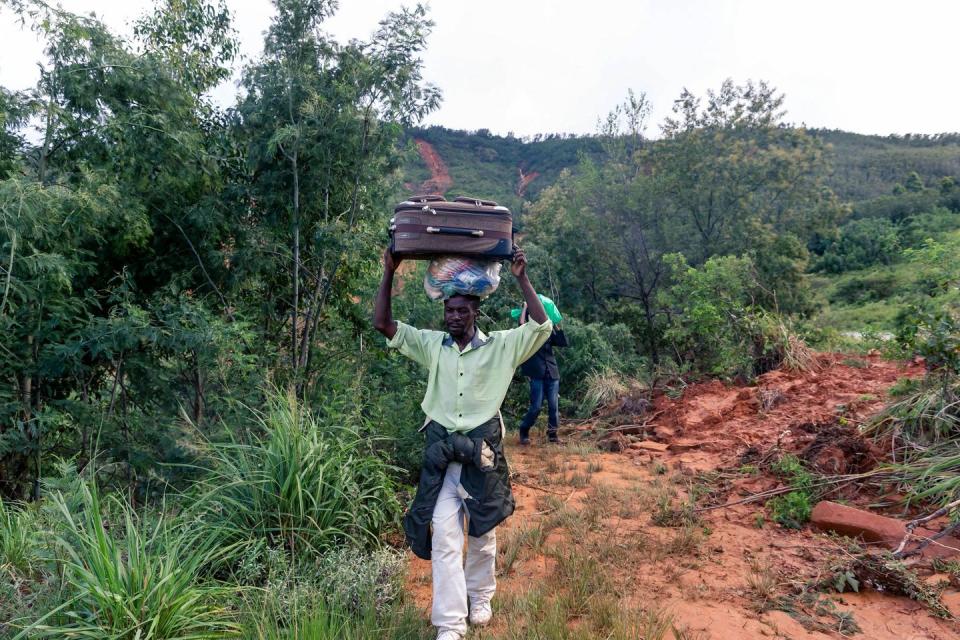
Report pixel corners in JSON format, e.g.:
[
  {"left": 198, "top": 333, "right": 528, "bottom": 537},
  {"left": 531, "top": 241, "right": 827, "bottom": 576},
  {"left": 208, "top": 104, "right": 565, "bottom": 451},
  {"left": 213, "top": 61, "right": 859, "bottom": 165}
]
[{"left": 387, "top": 318, "right": 554, "bottom": 433}]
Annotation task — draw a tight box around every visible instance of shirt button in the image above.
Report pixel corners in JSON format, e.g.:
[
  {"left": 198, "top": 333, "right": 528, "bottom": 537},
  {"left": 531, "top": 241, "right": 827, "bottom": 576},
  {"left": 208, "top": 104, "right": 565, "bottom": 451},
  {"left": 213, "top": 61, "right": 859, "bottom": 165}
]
[
  {"left": 458, "top": 413, "right": 462, "bottom": 417},
  {"left": 459, "top": 372, "right": 463, "bottom": 376},
  {"left": 459, "top": 392, "right": 463, "bottom": 396}
]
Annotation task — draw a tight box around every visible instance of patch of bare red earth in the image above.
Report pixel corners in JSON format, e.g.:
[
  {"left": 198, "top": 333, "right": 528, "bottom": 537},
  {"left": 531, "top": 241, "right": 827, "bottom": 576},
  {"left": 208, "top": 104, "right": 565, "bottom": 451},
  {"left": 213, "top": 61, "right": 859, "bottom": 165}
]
[
  {"left": 636, "top": 354, "right": 920, "bottom": 470},
  {"left": 403, "top": 354, "right": 960, "bottom": 638},
  {"left": 409, "top": 139, "right": 452, "bottom": 195},
  {"left": 516, "top": 167, "right": 539, "bottom": 197}
]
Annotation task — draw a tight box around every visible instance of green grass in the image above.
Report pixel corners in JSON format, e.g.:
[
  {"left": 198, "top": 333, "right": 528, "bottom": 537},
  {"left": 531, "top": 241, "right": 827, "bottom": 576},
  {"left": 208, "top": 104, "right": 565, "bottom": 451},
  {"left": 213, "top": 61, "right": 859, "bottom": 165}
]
[
  {"left": 191, "top": 391, "right": 401, "bottom": 559},
  {"left": 242, "top": 595, "right": 431, "bottom": 640},
  {"left": 0, "top": 500, "right": 38, "bottom": 578},
  {"left": 18, "top": 484, "right": 239, "bottom": 639}
]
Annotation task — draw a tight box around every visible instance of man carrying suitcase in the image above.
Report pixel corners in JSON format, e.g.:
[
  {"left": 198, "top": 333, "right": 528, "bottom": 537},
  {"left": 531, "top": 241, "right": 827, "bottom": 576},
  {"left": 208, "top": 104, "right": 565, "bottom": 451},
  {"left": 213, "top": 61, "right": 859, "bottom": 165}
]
[{"left": 373, "top": 245, "right": 552, "bottom": 640}]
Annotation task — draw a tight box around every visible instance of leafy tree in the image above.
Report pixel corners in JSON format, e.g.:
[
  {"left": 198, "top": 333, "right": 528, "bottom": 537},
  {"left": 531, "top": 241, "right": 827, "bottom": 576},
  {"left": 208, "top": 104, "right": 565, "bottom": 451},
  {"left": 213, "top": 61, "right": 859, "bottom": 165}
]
[
  {"left": 235, "top": 0, "right": 440, "bottom": 393},
  {"left": 653, "top": 80, "right": 843, "bottom": 312},
  {"left": 905, "top": 171, "right": 925, "bottom": 193},
  {"left": 815, "top": 218, "right": 901, "bottom": 273},
  {"left": 0, "top": 0, "right": 251, "bottom": 498}
]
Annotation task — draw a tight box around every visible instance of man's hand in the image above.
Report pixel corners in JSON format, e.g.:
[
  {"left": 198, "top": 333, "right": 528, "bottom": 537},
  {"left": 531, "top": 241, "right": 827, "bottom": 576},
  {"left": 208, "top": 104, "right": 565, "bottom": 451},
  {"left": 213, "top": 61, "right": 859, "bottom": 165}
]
[
  {"left": 383, "top": 247, "right": 402, "bottom": 273},
  {"left": 511, "top": 245, "right": 527, "bottom": 279}
]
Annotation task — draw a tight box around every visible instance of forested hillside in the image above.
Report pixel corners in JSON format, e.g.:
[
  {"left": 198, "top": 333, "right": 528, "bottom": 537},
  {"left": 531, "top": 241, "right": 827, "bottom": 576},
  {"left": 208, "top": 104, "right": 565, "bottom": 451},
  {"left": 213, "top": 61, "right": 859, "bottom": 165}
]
[
  {"left": 402, "top": 126, "right": 603, "bottom": 214},
  {"left": 811, "top": 129, "right": 960, "bottom": 201},
  {"left": 402, "top": 126, "right": 960, "bottom": 210},
  {"left": 2, "top": 0, "right": 960, "bottom": 638}
]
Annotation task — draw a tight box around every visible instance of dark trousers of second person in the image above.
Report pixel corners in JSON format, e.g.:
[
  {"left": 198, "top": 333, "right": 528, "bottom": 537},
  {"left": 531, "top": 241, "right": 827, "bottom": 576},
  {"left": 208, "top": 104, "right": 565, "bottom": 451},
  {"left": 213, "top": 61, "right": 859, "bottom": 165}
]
[{"left": 519, "top": 377, "right": 559, "bottom": 440}]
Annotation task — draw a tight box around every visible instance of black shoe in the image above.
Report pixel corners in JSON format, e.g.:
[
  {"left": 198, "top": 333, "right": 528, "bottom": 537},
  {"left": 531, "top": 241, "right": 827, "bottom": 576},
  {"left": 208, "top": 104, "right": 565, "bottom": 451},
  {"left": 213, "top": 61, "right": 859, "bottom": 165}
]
[
  {"left": 547, "top": 433, "right": 563, "bottom": 445},
  {"left": 518, "top": 430, "right": 531, "bottom": 445}
]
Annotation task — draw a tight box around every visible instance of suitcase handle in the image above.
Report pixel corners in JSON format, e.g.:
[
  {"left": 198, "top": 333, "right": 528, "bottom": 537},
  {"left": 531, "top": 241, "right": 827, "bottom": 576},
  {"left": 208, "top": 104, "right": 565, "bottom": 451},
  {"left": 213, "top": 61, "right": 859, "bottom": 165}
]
[
  {"left": 454, "top": 196, "right": 498, "bottom": 207},
  {"left": 425, "top": 226, "right": 484, "bottom": 238}
]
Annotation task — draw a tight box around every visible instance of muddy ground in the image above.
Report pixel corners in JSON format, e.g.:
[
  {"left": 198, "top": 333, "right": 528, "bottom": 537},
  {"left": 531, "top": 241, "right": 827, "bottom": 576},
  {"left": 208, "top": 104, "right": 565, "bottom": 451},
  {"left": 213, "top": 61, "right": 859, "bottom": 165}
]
[{"left": 405, "top": 354, "right": 960, "bottom": 639}]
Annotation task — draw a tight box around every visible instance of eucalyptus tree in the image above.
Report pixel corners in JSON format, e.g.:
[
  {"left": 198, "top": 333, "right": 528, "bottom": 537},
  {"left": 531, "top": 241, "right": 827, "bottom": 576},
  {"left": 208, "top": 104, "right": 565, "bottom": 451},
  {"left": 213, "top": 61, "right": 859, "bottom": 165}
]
[{"left": 235, "top": 0, "right": 439, "bottom": 392}]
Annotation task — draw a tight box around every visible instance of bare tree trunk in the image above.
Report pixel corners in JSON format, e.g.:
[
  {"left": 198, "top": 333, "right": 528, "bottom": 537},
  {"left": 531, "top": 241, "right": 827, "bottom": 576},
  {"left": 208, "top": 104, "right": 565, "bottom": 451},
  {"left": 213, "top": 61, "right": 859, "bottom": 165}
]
[
  {"left": 192, "top": 352, "right": 204, "bottom": 428},
  {"left": 79, "top": 377, "right": 89, "bottom": 471},
  {"left": 291, "top": 151, "right": 301, "bottom": 379},
  {"left": 300, "top": 113, "right": 372, "bottom": 385}
]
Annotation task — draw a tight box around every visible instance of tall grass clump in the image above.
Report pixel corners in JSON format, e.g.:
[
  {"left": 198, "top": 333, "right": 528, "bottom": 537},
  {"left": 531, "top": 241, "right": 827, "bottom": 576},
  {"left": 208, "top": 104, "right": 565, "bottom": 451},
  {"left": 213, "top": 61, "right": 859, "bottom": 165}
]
[
  {"left": 864, "top": 308, "right": 960, "bottom": 506},
  {"left": 579, "top": 369, "right": 630, "bottom": 416},
  {"left": 864, "top": 375, "right": 960, "bottom": 445},
  {"left": 18, "top": 483, "right": 238, "bottom": 639},
  {"left": 0, "top": 500, "right": 38, "bottom": 578},
  {"left": 194, "top": 391, "right": 401, "bottom": 560}
]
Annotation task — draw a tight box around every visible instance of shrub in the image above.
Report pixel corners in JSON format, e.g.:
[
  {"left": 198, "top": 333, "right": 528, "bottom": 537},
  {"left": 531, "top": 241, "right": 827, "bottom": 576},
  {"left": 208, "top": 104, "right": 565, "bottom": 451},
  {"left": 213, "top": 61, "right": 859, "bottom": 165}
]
[
  {"left": 768, "top": 455, "right": 816, "bottom": 529},
  {"left": 830, "top": 273, "right": 899, "bottom": 305},
  {"left": 896, "top": 306, "right": 960, "bottom": 375},
  {"left": 767, "top": 492, "right": 813, "bottom": 530},
  {"left": 659, "top": 254, "right": 812, "bottom": 379},
  {"left": 193, "top": 391, "right": 402, "bottom": 560},
  {"left": 659, "top": 253, "right": 758, "bottom": 378}
]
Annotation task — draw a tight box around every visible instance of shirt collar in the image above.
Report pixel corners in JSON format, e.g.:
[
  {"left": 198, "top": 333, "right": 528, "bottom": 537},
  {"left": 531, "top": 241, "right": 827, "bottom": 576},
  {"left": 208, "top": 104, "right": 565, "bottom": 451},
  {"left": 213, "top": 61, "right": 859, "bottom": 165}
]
[{"left": 443, "top": 327, "right": 491, "bottom": 351}]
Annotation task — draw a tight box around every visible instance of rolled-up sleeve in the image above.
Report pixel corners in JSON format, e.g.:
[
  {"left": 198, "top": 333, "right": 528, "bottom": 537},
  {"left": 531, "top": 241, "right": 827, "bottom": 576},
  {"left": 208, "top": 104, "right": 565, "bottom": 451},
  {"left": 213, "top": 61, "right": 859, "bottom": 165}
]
[
  {"left": 386, "top": 321, "right": 433, "bottom": 369},
  {"left": 504, "top": 318, "right": 554, "bottom": 368}
]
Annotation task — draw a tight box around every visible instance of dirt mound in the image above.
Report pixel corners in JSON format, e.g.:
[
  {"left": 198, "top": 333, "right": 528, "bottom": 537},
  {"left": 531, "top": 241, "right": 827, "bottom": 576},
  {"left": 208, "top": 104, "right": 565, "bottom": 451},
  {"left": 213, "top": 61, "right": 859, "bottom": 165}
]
[
  {"left": 639, "top": 354, "right": 923, "bottom": 467},
  {"left": 413, "top": 139, "right": 452, "bottom": 194},
  {"left": 799, "top": 420, "right": 883, "bottom": 475}
]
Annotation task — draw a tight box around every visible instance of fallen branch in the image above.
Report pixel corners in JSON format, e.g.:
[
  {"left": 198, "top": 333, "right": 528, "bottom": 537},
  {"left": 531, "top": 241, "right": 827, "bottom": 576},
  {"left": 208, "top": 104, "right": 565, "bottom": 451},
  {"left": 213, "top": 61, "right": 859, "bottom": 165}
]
[
  {"left": 893, "top": 497, "right": 960, "bottom": 557},
  {"left": 693, "top": 473, "right": 884, "bottom": 513},
  {"left": 510, "top": 477, "right": 569, "bottom": 496},
  {"left": 598, "top": 411, "right": 664, "bottom": 434}
]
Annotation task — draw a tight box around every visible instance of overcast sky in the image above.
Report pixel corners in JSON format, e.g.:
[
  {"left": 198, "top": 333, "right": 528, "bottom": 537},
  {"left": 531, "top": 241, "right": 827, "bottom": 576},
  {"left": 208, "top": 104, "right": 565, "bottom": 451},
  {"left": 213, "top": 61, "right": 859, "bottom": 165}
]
[{"left": 2, "top": 0, "right": 958, "bottom": 137}]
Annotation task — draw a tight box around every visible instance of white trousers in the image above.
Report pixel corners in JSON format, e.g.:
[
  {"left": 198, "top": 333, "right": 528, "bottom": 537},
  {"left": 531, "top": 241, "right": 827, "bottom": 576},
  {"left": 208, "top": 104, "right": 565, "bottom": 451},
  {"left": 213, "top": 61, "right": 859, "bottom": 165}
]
[{"left": 431, "top": 462, "right": 497, "bottom": 634}]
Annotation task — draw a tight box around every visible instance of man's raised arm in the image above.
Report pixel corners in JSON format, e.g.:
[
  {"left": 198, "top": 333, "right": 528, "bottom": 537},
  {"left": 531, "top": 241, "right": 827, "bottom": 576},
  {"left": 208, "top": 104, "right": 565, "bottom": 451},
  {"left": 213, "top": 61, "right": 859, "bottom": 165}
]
[
  {"left": 373, "top": 248, "right": 401, "bottom": 339},
  {"left": 511, "top": 246, "right": 548, "bottom": 324}
]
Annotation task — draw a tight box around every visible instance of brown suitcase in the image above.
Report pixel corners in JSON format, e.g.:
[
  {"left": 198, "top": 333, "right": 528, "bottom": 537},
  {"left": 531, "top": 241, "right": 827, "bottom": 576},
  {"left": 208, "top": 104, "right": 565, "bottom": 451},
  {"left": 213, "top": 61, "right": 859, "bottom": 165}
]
[{"left": 389, "top": 195, "right": 514, "bottom": 259}]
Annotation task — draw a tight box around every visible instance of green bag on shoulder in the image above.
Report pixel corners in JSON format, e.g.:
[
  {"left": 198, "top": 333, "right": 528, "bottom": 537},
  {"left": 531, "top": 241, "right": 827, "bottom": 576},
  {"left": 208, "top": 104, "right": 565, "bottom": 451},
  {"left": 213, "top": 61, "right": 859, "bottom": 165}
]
[{"left": 510, "top": 294, "right": 562, "bottom": 324}]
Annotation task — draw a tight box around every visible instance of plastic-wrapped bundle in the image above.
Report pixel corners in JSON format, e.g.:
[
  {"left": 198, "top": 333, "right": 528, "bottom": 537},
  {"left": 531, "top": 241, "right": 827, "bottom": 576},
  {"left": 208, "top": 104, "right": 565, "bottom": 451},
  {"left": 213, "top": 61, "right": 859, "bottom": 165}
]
[{"left": 424, "top": 256, "right": 503, "bottom": 301}]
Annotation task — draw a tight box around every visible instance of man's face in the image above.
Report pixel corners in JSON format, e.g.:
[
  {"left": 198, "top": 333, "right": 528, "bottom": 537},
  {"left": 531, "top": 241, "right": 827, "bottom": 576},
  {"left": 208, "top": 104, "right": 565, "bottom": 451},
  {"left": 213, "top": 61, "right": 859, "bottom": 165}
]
[{"left": 444, "top": 296, "right": 478, "bottom": 338}]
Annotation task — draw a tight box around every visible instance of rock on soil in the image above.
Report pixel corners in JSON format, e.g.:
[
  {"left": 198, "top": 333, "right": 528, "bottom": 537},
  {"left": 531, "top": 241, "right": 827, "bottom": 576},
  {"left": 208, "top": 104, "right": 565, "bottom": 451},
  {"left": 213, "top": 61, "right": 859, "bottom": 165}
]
[{"left": 811, "top": 501, "right": 907, "bottom": 548}]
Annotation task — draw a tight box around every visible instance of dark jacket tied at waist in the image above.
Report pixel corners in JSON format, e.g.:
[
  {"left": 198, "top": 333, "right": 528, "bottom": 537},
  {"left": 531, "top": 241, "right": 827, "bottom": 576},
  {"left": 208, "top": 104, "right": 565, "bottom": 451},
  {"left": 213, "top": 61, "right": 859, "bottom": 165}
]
[{"left": 403, "top": 416, "right": 514, "bottom": 560}]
